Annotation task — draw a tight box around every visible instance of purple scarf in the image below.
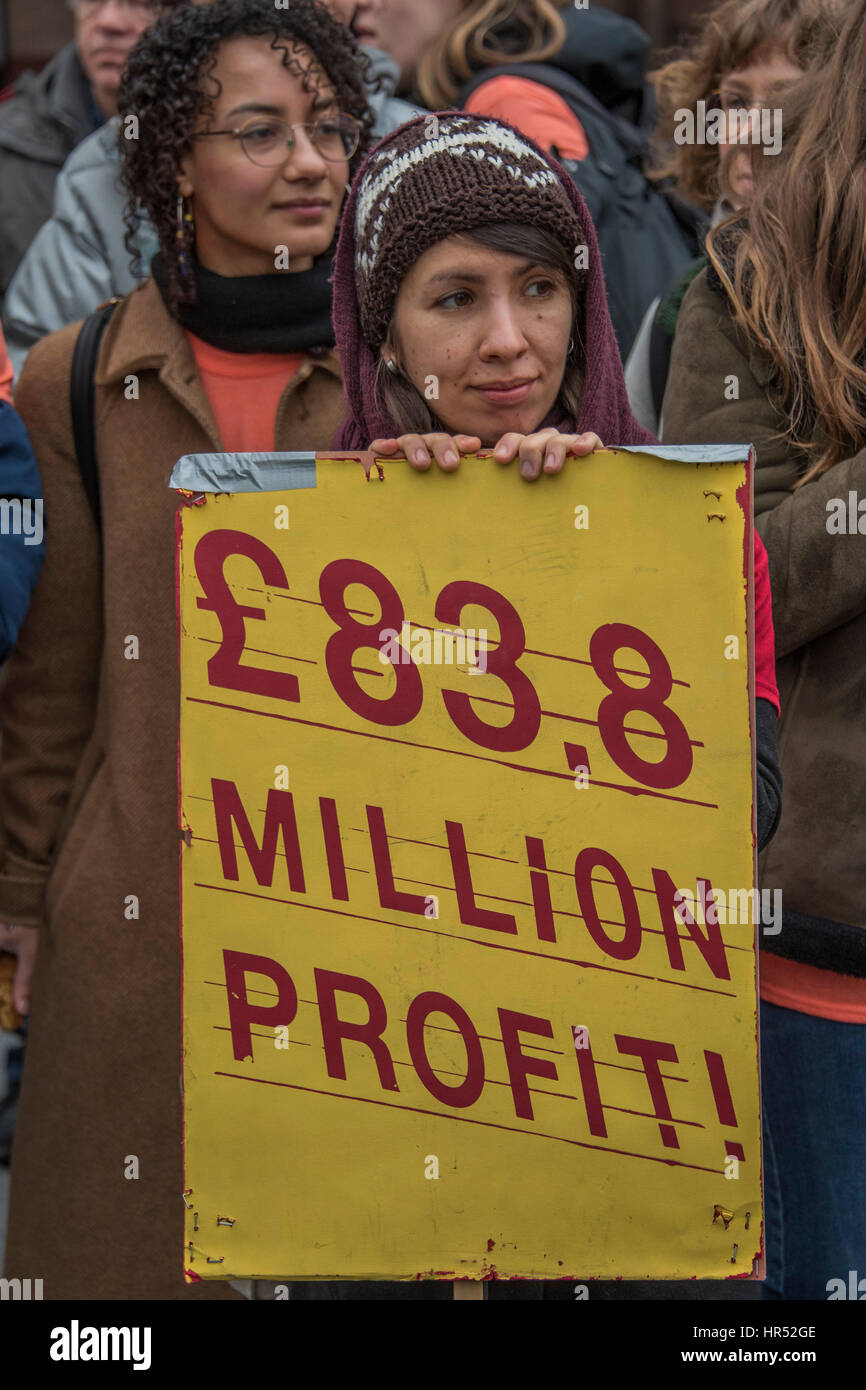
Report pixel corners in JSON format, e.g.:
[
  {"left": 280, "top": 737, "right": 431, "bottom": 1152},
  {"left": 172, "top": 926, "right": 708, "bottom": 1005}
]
[{"left": 331, "top": 112, "right": 656, "bottom": 451}]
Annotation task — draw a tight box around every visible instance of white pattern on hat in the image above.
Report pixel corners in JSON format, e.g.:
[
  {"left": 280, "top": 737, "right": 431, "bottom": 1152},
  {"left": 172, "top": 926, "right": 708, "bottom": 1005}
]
[{"left": 355, "top": 120, "right": 559, "bottom": 281}]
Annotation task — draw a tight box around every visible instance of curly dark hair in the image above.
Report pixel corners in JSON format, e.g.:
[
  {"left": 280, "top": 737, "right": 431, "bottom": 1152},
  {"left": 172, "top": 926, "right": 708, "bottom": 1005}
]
[{"left": 117, "top": 0, "right": 376, "bottom": 315}]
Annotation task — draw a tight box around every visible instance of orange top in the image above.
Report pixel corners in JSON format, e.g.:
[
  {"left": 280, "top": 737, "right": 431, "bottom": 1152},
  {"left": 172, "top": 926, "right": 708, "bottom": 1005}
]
[
  {"left": 0, "top": 327, "right": 13, "bottom": 404},
  {"left": 760, "top": 952, "right": 866, "bottom": 1024},
  {"left": 465, "top": 75, "right": 590, "bottom": 161},
  {"left": 185, "top": 331, "right": 305, "bottom": 453}
]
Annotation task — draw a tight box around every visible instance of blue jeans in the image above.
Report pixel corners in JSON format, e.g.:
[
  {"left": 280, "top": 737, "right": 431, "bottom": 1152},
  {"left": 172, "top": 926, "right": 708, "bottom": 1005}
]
[{"left": 760, "top": 997, "right": 866, "bottom": 1299}]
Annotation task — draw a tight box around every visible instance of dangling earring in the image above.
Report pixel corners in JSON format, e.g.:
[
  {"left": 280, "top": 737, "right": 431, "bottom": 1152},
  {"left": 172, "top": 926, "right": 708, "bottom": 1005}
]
[
  {"left": 568, "top": 337, "right": 575, "bottom": 355},
  {"left": 176, "top": 193, "right": 195, "bottom": 280},
  {"left": 386, "top": 358, "right": 398, "bottom": 374}
]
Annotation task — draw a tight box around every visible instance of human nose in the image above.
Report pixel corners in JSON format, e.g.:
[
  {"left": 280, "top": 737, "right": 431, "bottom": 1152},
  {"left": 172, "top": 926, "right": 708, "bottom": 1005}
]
[
  {"left": 278, "top": 125, "right": 331, "bottom": 180},
  {"left": 478, "top": 300, "right": 530, "bottom": 358},
  {"left": 93, "top": 0, "right": 136, "bottom": 29},
  {"left": 731, "top": 96, "right": 770, "bottom": 142}
]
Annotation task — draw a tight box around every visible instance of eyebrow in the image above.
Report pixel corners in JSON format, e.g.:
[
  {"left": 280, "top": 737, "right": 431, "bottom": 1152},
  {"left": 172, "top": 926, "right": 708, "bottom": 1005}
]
[
  {"left": 424, "top": 260, "right": 548, "bottom": 286},
  {"left": 224, "top": 93, "right": 337, "bottom": 119}
]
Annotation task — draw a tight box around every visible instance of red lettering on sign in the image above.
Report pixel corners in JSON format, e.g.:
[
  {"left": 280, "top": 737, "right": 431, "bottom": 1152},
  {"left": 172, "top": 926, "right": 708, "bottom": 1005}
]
[
  {"left": 212, "top": 778, "right": 305, "bottom": 891},
  {"left": 435, "top": 580, "right": 541, "bottom": 751},
  {"left": 315, "top": 968, "right": 399, "bottom": 1092},
  {"left": 589, "top": 622, "right": 693, "bottom": 788},
  {"left": 223, "top": 949, "right": 298, "bottom": 1062},
  {"left": 194, "top": 530, "right": 300, "bottom": 702},
  {"left": 216, "top": 944, "right": 743, "bottom": 1162},
  {"left": 319, "top": 558, "right": 423, "bottom": 725},
  {"left": 367, "top": 804, "right": 429, "bottom": 916},
  {"left": 526, "top": 836, "right": 557, "bottom": 943},
  {"left": 704, "top": 1049, "right": 745, "bottom": 1161},
  {"left": 207, "top": 784, "right": 742, "bottom": 981},
  {"left": 574, "top": 847, "right": 642, "bottom": 960},
  {"left": 573, "top": 1035, "right": 608, "bottom": 1137},
  {"left": 651, "top": 867, "right": 731, "bottom": 980},
  {"left": 498, "top": 1009, "right": 558, "bottom": 1120},
  {"left": 320, "top": 796, "right": 349, "bottom": 902},
  {"left": 615, "top": 1034, "right": 681, "bottom": 1148},
  {"left": 447, "top": 820, "right": 517, "bottom": 934},
  {"left": 195, "top": 541, "right": 701, "bottom": 804},
  {"left": 406, "top": 991, "right": 485, "bottom": 1108},
  {"left": 194, "top": 537, "right": 701, "bottom": 801}
]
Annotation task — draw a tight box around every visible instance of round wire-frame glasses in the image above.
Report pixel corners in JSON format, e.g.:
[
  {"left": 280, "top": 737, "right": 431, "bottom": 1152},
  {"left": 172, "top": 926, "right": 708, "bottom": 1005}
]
[{"left": 194, "top": 113, "right": 361, "bottom": 167}]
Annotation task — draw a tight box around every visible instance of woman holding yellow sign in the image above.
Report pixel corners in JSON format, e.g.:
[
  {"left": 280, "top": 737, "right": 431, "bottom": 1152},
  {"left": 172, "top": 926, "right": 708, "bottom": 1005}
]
[
  {"left": 331, "top": 112, "right": 780, "bottom": 778},
  {"left": 310, "top": 112, "right": 783, "bottom": 1300},
  {"left": 334, "top": 111, "right": 647, "bottom": 470}
]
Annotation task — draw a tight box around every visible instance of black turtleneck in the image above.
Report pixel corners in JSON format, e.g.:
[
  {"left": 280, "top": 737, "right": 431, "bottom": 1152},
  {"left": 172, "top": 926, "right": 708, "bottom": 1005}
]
[{"left": 150, "top": 251, "right": 335, "bottom": 355}]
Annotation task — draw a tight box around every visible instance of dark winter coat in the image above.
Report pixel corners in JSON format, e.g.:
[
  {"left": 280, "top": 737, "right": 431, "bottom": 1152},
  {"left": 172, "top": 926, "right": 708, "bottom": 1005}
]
[
  {"left": 663, "top": 267, "right": 866, "bottom": 977},
  {"left": 0, "top": 276, "right": 345, "bottom": 1298},
  {"left": 0, "top": 43, "right": 99, "bottom": 303}
]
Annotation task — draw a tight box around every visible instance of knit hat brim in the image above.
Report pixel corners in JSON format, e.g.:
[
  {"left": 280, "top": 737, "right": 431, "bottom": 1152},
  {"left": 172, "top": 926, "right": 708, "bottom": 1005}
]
[{"left": 331, "top": 110, "right": 656, "bottom": 450}]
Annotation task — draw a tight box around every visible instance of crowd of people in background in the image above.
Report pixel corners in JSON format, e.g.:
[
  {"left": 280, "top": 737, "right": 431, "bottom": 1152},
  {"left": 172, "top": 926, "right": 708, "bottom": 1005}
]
[{"left": 0, "top": 0, "right": 863, "bottom": 1304}]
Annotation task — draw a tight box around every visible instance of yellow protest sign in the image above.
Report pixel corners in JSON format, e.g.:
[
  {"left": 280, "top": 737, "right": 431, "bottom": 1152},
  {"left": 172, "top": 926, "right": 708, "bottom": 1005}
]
[{"left": 175, "top": 447, "right": 761, "bottom": 1283}]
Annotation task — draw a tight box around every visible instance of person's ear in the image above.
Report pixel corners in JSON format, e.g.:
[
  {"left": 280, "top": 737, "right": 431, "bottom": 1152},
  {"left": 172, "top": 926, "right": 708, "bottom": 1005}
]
[{"left": 379, "top": 339, "right": 399, "bottom": 374}]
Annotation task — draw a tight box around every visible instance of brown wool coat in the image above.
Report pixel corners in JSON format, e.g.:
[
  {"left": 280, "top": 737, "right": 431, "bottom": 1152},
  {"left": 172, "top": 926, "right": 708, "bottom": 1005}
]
[
  {"left": 662, "top": 268, "right": 866, "bottom": 972},
  {"left": 0, "top": 277, "right": 346, "bottom": 1299}
]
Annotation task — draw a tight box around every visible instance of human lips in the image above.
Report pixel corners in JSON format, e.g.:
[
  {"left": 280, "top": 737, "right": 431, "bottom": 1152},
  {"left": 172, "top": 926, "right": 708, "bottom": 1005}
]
[
  {"left": 271, "top": 199, "right": 331, "bottom": 217},
  {"left": 471, "top": 378, "right": 538, "bottom": 405},
  {"left": 90, "top": 49, "right": 129, "bottom": 65}
]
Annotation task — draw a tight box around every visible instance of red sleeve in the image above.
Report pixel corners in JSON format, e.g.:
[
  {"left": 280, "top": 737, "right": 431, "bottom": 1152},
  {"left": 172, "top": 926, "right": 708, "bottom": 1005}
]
[
  {"left": 754, "top": 530, "right": 780, "bottom": 713},
  {"left": 0, "top": 327, "right": 13, "bottom": 404},
  {"left": 464, "top": 75, "right": 590, "bottom": 161}
]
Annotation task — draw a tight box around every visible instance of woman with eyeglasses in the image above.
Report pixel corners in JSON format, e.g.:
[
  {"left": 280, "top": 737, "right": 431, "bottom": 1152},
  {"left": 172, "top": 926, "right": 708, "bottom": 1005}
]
[
  {"left": 121, "top": 0, "right": 370, "bottom": 453},
  {"left": 0, "top": 0, "right": 372, "bottom": 1300}
]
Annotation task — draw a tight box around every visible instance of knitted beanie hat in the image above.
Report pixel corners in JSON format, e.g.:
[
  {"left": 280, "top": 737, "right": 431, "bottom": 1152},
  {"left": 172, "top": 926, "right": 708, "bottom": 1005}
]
[
  {"left": 331, "top": 111, "right": 656, "bottom": 450},
  {"left": 353, "top": 112, "right": 585, "bottom": 349}
]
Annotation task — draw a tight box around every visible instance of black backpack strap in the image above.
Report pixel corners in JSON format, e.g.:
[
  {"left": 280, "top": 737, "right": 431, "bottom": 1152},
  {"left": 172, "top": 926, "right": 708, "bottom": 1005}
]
[
  {"left": 648, "top": 309, "right": 673, "bottom": 421},
  {"left": 70, "top": 299, "right": 119, "bottom": 534},
  {"left": 648, "top": 257, "right": 708, "bottom": 417}
]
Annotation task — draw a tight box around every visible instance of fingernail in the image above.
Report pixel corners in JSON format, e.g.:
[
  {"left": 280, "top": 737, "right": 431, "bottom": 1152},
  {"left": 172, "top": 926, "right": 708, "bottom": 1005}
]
[
  {"left": 521, "top": 461, "right": 533, "bottom": 478},
  {"left": 413, "top": 448, "right": 428, "bottom": 464},
  {"left": 544, "top": 452, "right": 556, "bottom": 470},
  {"left": 444, "top": 450, "right": 458, "bottom": 465}
]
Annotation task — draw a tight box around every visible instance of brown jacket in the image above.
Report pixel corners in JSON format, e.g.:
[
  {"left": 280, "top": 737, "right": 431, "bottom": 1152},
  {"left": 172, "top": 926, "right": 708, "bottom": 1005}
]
[
  {"left": 0, "top": 277, "right": 346, "bottom": 1298},
  {"left": 663, "top": 268, "right": 866, "bottom": 976}
]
